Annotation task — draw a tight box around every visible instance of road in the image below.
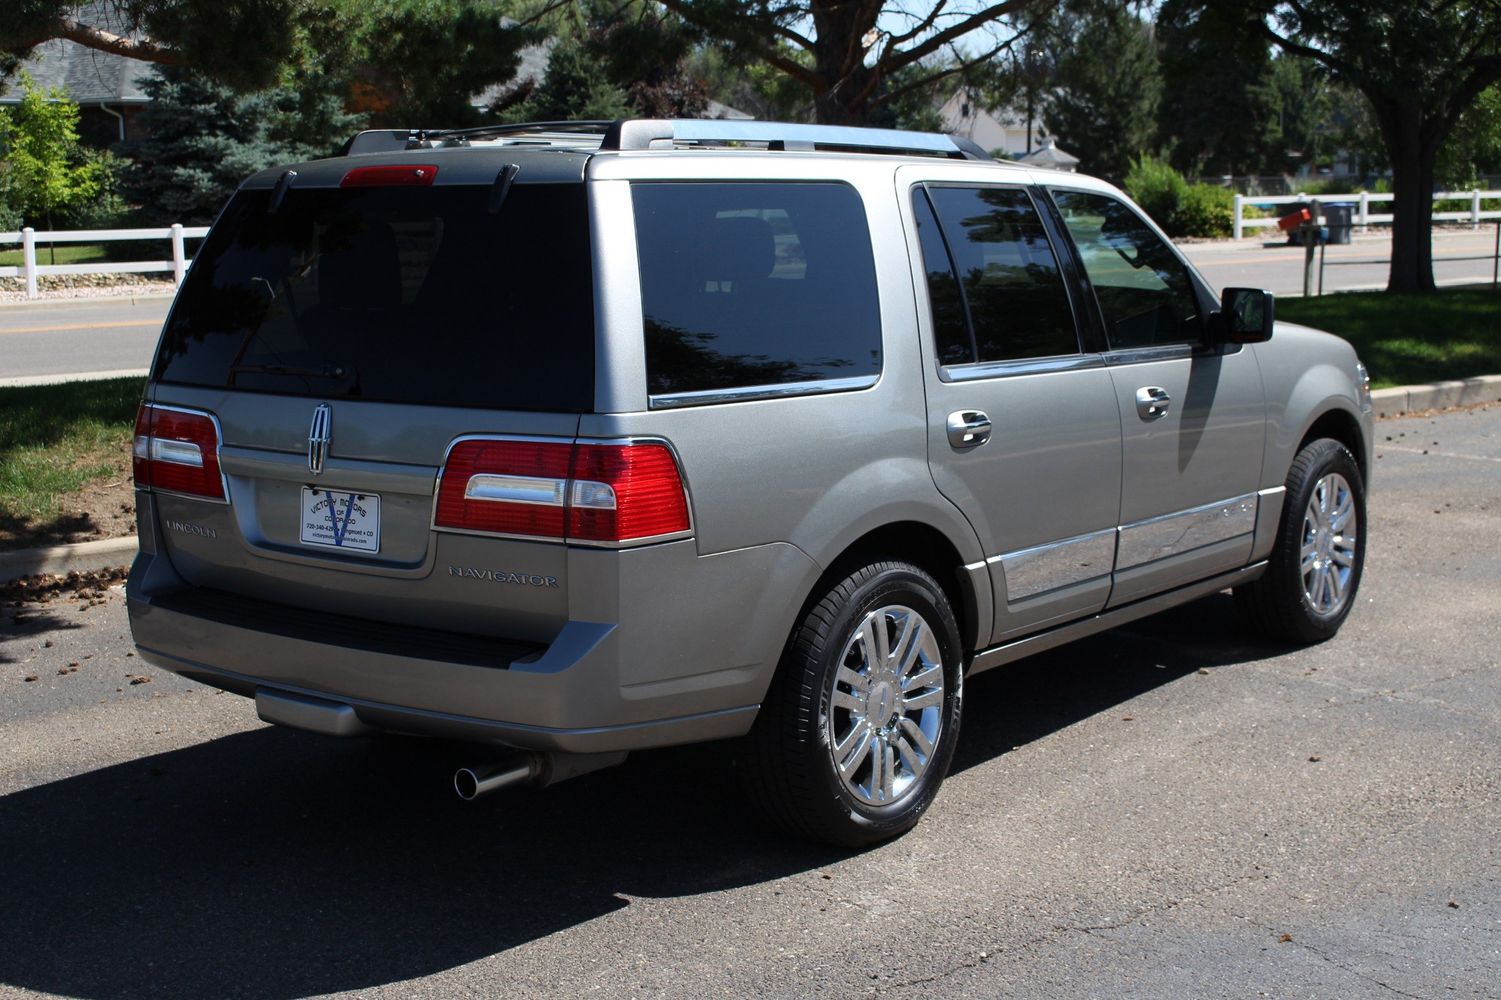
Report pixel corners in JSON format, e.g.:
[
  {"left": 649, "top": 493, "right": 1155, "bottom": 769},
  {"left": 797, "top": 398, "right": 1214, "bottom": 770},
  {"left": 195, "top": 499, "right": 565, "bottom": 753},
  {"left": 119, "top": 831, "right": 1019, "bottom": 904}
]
[
  {"left": 1186, "top": 227, "right": 1501, "bottom": 297},
  {"left": 0, "top": 295, "right": 169, "bottom": 384},
  {"left": 1, "top": 404, "right": 1498, "bottom": 999},
  {"left": 1, "top": 228, "right": 1496, "bottom": 383}
]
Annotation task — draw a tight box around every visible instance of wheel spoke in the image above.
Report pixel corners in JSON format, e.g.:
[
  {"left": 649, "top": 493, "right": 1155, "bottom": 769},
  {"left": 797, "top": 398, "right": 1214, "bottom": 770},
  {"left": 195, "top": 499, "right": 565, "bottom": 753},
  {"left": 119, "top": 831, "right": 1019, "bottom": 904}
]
[
  {"left": 1330, "top": 546, "right": 1354, "bottom": 568},
  {"left": 898, "top": 716, "right": 934, "bottom": 758},
  {"left": 902, "top": 663, "right": 941, "bottom": 693},
  {"left": 892, "top": 733, "right": 928, "bottom": 779},
  {"left": 902, "top": 687, "right": 942, "bottom": 712},
  {"left": 831, "top": 688, "right": 864, "bottom": 714},
  {"left": 893, "top": 614, "right": 926, "bottom": 677},
  {"left": 860, "top": 615, "right": 889, "bottom": 669},
  {"left": 877, "top": 738, "right": 896, "bottom": 801},
  {"left": 836, "top": 723, "right": 873, "bottom": 776},
  {"left": 1326, "top": 565, "right": 1345, "bottom": 601},
  {"left": 836, "top": 665, "right": 869, "bottom": 693}
]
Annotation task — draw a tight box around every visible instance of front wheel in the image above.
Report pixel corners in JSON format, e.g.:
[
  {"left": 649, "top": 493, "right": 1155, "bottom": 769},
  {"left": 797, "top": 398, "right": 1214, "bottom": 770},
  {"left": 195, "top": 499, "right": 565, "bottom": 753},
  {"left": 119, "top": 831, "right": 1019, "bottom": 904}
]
[
  {"left": 1236, "top": 437, "right": 1367, "bottom": 643},
  {"left": 741, "top": 559, "right": 964, "bottom": 847}
]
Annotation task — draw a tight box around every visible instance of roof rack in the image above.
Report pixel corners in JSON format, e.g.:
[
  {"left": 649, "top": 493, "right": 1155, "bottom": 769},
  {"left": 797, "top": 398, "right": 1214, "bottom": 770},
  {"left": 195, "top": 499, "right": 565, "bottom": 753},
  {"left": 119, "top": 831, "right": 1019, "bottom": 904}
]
[
  {"left": 345, "top": 121, "right": 613, "bottom": 156},
  {"left": 601, "top": 119, "right": 992, "bottom": 160},
  {"left": 344, "top": 118, "right": 994, "bottom": 161}
]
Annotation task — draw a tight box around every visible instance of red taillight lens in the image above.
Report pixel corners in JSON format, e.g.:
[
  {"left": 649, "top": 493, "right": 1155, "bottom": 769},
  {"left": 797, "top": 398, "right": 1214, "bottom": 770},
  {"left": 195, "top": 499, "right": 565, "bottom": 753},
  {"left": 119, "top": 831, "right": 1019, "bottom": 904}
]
[
  {"left": 434, "top": 439, "right": 574, "bottom": 538},
  {"left": 340, "top": 164, "right": 438, "bottom": 187},
  {"left": 433, "top": 439, "right": 690, "bottom": 545},
  {"left": 568, "top": 443, "right": 691, "bottom": 542},
  {"left": 132, "top": 404, "right": 226, "bottom": 501}
]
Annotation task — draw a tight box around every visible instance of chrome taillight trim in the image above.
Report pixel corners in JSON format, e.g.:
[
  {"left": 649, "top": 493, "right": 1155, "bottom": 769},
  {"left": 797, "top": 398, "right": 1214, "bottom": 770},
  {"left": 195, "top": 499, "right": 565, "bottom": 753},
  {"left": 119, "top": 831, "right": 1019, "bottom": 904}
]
[{"left": 464, "top": 473, "right": 567, "bottom": 506}]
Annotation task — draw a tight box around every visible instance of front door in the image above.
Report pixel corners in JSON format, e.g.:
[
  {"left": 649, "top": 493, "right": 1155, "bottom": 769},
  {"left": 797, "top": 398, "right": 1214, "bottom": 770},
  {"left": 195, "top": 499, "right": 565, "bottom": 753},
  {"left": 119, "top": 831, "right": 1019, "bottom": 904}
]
[{"left": 1048, "top": 188, "right": 1266, "bottom": 606}]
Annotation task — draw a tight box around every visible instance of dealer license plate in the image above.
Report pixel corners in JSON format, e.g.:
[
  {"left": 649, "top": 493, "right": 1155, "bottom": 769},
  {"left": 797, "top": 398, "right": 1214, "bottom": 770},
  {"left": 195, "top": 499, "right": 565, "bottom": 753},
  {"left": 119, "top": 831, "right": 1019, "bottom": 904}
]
[{"left": 300, "top": 487, "right": 381, "bottom": 553}]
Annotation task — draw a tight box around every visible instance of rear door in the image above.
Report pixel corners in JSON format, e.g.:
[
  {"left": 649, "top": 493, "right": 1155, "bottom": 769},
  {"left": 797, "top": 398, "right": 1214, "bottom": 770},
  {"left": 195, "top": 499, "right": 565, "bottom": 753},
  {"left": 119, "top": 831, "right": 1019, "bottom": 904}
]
[
  {"left": 899, "top": 169, "right": 1122, "bottom": 643},
  {"left": 144, "top": 169, "right": 596, "bottom": 642},
  {"left": 1047, "top": 187, "right": 1266, "bottom": 606}
]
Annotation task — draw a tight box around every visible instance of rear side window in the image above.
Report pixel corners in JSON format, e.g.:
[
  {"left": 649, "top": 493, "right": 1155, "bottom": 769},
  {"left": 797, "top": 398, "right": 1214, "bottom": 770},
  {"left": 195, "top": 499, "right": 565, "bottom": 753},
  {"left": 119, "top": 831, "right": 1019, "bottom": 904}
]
[
  {"left": 918, "top": 185, "right": 1079, "bottom": 364},
  {"left": 155, "top": 183, "right": 594, "bottom": 411},
  {"left": 632, "top": 182, "right": 881, "bottom": 399}
]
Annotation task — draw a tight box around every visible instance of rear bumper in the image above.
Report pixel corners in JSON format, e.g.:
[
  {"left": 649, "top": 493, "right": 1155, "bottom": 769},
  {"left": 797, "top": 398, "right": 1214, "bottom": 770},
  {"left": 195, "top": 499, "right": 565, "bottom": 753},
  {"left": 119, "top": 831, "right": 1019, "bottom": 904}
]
[{"left": 127, "top": 516, "right": 821, "bottom": 753}]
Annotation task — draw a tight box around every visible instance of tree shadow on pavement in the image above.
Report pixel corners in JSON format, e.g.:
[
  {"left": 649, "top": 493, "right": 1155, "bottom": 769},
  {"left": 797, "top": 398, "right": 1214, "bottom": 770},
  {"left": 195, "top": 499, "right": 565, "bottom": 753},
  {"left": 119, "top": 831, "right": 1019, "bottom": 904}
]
[{"left": 0, "top": 594, "right": 1295, "bottom": 998}]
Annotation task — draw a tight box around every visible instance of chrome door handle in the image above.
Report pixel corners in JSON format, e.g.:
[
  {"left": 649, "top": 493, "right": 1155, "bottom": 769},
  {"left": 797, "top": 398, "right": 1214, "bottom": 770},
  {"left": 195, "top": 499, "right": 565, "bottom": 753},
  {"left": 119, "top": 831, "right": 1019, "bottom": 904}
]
[
  {"left": 1135, "top": 386, "right": 1171, "bottom": 420},
  {"left": 946, "top": 410, "right": 992, "bottom": 448}
]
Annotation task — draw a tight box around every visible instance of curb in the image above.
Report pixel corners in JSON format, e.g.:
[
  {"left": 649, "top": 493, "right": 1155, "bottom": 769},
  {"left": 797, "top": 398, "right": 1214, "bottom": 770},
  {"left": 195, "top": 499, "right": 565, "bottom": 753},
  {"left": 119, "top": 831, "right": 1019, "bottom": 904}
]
[
  {"left": 2, "top": 374, "right": 1498, "bottom": 586},
  {"left": 1371, "top": 374, "right": 1501, "bottom": 418},
  {"left": 0, "top": 537, "right": 137, "bottom": 585}
]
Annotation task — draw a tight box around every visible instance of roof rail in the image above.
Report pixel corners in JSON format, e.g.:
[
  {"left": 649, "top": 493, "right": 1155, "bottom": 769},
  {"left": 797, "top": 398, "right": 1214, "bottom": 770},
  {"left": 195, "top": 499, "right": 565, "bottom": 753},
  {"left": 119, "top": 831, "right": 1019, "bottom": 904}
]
[
  {"left": 345, "top": 121, "right": 613, "bottom": 156},
  {"left": 343, "top": 119, "right": 994, "bottom": 161},
  {"left": 600, "top": 119, "right": 993, "bottom": 161}
]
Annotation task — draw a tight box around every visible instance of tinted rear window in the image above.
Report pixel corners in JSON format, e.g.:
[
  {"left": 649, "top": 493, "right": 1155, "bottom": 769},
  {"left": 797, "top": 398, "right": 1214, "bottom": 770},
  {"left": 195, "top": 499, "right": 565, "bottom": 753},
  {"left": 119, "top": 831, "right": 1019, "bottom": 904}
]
[
  {"left": 155, "top": 183, "right": 594, "bottom": 411},
  {"left": 632, "top": 182, "right": 880, "bottom": 398}
]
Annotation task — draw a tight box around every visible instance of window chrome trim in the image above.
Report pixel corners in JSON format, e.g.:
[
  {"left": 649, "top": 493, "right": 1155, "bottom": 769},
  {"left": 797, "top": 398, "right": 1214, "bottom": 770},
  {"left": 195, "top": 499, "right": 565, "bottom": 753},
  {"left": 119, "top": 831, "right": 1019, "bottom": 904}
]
[
  {"left": 648, "top": 374, "right": 878, "bottom": 410},
  {"left": 1103, "top": 344, "right": 1194, "bottom": 367},
  {"left": 993, "top": 528, "right": 1117, "bottom": 602},
  {"left": 1116, "top": 493, "right": 1258, "bottom": 570},
  {"left": 940, "top": 353, "right": 1104, "bottom": 383}
]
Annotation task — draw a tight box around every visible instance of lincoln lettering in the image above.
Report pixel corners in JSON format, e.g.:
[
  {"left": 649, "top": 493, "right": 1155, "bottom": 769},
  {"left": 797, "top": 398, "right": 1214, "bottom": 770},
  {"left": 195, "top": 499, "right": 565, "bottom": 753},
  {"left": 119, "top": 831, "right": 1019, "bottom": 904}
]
[
  {"left": 448, "top": 565, "right": 559, "bottom": 588},
  {"left": 165, "top": 519, "right": 217, "bottom": 538}
]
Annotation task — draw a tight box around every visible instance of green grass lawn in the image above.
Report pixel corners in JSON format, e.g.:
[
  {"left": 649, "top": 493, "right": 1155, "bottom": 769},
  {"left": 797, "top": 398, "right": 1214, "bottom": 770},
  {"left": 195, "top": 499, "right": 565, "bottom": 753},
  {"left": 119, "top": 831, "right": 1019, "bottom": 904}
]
[
  {"left": 0, "top": 377, "right": 143, "bottom": 530},
  {"left": 1277, "top": 288, "right": 1501, "bottom": 388},
  {"left": 0, "top": 243, "right": 111, "bottom": 267}
]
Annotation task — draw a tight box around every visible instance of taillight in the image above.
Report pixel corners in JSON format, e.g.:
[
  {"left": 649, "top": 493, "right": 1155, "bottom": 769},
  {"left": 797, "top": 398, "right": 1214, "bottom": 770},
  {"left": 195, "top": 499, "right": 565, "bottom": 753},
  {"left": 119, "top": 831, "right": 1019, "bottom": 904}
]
[
  {"left": 132, "top": 404, "right": 227, "bottom": 501},
  {"left": 434, "top": 438, "right": 690, "bottom": 545}
]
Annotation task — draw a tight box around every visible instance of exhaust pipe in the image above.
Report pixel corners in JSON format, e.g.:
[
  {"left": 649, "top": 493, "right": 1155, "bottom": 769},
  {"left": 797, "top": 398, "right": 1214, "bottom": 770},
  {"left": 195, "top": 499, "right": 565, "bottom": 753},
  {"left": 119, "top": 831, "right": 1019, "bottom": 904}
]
[{"left": 454, "top": 750, "right": 626, "bottom": 801}]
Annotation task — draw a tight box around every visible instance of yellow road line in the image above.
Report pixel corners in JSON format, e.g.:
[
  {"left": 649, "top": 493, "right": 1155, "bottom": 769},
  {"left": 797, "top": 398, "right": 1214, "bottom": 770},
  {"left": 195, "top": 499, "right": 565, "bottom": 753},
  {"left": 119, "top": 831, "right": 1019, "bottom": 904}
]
[{"left": 0, "top": 319, "right": 161, "bottom": 335}]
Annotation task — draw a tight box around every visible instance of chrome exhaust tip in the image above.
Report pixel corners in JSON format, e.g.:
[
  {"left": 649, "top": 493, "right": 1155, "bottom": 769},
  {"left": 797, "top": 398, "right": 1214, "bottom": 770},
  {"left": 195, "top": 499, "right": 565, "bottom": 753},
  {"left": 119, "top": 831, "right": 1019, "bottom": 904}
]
[
  {"left": 454, "top": 757, "right": 537, "bottom": 800},
  {"left": 453, "top": 750, "right": 627, "bottom": 800}
]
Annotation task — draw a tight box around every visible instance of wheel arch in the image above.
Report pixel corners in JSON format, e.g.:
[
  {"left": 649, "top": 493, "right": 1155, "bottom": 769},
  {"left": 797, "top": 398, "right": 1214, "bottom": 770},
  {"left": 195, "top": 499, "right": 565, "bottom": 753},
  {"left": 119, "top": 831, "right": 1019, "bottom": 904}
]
[{"left": 1298, "top": 405, "right": 1369, "bottom": 485}]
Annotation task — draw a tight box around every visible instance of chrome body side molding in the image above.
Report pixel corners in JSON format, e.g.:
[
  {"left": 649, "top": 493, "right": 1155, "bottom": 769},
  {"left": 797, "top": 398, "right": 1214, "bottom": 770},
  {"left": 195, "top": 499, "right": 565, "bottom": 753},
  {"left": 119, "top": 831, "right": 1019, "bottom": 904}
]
[
  {"left": 968, "top": 562, "right": 1268, "bottom": 676},
  {"left": 995, "top": 528, "right": 1116, "bottom": 602},
  {"left": 1116, "top": 493, "right": 1259, "bottom": 570}
]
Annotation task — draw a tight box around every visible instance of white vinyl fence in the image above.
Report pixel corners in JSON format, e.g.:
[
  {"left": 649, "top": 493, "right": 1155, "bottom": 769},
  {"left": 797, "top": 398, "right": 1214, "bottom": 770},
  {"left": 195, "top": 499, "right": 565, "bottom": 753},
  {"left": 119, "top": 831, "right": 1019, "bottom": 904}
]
[
  {"left": 1233, "top": 191, "right": 1501, "bottom": 240},
  {"left": 0, "top": 225, "right": 211, "bottom": 299}
]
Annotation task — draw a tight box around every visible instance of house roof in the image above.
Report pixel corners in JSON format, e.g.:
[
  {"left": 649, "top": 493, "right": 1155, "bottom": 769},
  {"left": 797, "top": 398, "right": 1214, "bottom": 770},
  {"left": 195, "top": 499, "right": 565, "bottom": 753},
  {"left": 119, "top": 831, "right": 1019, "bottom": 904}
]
[
  {"left": 1018, "top": 139, "right": 1080, "bottom": 169},
  {"left": 0, "top": 38, "right": 156, "bottom": 105}
]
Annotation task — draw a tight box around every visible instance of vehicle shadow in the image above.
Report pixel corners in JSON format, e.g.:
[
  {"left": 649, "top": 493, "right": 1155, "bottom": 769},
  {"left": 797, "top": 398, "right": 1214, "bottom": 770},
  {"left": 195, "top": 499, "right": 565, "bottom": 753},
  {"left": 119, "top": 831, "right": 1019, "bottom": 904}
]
[{"left": 0, "top": 595, "right": 1292, "bottom": 998}]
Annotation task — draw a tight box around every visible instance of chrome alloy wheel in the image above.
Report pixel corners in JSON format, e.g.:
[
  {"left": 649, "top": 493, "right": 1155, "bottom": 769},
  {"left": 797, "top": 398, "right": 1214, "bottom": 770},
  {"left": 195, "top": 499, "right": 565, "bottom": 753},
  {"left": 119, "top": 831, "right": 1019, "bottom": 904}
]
[
  {"left": 826, "top": 604, "right": 945, "bottom": 806},
  {"left": 1301, "top": 472, "right": 1358, "bottom": 616}
]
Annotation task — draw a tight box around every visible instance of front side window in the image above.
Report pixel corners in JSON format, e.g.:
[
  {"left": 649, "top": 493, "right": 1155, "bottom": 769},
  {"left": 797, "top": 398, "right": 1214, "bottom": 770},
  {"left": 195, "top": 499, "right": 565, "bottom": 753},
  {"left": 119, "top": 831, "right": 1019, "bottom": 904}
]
[
  {"left": 1050, "top": 189, "right": 1202, "bottom": 350},
  {"left": 633, "top": 182, "right": 881, "bottom": 398},
  {"left": 915, "top": 185, "right": 1079, "bottom": 365}
]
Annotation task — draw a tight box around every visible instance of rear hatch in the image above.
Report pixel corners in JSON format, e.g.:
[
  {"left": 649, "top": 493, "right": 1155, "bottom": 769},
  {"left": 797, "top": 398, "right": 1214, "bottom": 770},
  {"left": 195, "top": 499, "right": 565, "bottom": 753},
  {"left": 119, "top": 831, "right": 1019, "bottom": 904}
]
[{"left": 142, "top": 156, "right": 595, "bottom": 644}]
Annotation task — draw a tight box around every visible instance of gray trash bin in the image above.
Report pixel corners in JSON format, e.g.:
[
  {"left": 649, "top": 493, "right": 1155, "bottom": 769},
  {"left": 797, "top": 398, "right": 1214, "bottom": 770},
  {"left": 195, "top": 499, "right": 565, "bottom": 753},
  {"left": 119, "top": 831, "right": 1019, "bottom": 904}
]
[{"left": 1324, "top": 203, "right": 1354, "bottom": 245}]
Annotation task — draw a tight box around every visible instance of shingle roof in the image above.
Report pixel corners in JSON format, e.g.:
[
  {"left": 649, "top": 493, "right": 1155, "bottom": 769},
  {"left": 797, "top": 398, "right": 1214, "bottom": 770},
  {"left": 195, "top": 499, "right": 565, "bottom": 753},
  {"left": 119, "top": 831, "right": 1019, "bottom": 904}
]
[{"left": 0, "top": 38, "right": 157, "bottom": 105}]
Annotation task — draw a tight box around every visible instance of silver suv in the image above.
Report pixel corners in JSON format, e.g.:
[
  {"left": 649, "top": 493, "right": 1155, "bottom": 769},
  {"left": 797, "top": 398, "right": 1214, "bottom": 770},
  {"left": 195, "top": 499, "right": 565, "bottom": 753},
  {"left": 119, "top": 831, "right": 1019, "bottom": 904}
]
[{"left": 127, "top": 119, "right": 1372, "bottom": 846}]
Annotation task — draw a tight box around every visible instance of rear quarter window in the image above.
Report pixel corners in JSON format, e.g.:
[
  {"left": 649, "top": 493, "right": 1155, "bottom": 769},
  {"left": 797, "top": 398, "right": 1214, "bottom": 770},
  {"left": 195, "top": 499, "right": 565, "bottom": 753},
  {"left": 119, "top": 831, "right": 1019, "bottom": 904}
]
[{"left": 632, "top": 181, "right": 881, "bottom": 401}]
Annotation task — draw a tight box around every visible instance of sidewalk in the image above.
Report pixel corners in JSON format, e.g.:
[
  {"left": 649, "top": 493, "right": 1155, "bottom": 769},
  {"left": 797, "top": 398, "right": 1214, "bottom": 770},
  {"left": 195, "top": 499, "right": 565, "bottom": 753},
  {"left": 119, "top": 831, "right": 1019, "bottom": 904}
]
[{"left": 3, "top": 375, "right": 1495, "bottom": 585}]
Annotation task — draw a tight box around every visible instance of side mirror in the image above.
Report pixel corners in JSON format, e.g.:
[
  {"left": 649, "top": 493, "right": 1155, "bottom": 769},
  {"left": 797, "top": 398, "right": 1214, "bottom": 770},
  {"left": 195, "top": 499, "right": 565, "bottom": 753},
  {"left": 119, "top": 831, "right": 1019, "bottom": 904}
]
[{"left": 1210, "top": 287, "right": 1275, "bottom": 344}]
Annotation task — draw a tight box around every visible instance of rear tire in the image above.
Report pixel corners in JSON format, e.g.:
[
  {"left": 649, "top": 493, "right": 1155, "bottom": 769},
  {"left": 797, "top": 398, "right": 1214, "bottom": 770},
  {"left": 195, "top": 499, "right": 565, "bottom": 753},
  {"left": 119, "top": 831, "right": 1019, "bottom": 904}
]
[
  {"left": 741, "top": 559, "right": 964, "bottom": 847},
  {"left": 1236, "top": 438, "right": 1366, "bottom": 643}
]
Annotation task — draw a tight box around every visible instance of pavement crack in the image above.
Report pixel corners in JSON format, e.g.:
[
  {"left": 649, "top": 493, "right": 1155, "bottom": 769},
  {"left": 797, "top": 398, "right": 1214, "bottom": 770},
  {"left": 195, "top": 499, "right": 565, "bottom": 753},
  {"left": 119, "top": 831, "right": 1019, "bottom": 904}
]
[{"left": 1233, "top": 914, "right": 1436, "bottom": 1000}]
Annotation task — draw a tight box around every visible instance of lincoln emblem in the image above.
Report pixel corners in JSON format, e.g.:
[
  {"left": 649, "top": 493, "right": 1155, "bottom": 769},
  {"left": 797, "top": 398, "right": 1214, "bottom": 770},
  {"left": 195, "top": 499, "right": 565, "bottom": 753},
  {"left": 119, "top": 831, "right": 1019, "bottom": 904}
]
[{"left": 307, "top": 402, "right": 332, "bottom": 475}]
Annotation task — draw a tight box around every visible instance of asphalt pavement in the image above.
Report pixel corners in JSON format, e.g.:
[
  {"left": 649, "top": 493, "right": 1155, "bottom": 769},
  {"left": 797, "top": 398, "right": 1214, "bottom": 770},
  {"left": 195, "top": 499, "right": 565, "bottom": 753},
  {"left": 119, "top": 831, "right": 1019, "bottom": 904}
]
[{"left": 1, "top": 403, "right": 1497, "bottom": 999}]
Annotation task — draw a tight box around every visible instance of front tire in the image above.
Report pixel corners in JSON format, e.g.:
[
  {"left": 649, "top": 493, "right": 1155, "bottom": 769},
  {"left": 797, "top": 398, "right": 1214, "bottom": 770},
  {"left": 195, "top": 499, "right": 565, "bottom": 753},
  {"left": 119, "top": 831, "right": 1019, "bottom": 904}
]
[
  {"left": 1236, "top": 437, "right": 1366, "bottom": 643},
  {"left": 742, "top": 560, "right": 964, "bottom": 847}
]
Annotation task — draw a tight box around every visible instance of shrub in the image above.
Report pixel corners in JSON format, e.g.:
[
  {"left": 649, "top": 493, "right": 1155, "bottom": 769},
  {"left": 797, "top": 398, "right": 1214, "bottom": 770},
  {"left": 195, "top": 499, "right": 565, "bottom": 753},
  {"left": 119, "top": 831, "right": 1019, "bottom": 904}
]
[
  {"left": 1124, "top": 155, "right": 1188, "bottom": 230},
  {"left": 1175, "top": 184, "right": 1235, "bottom": 238}
]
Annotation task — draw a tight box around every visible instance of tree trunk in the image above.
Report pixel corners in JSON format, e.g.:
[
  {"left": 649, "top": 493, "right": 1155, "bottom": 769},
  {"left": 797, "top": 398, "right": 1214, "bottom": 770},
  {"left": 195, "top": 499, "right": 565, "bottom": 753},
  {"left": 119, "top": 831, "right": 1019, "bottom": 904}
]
[
  {"left": 1375, "top": 99, "right": 1439, "bottom": 293},
  {"left": 809, "top": 0, "right": 881, "bottom": 124}
]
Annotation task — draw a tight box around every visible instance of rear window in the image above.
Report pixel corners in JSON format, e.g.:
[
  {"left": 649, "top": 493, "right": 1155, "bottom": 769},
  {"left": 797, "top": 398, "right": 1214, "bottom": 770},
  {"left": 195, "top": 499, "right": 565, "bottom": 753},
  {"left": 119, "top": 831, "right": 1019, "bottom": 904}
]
[
  {"left": 632, "top": 182, "right": 881, "bottom": 400},
  {"left": 154, "top": 182, "right": 594, "bottom": 411}
]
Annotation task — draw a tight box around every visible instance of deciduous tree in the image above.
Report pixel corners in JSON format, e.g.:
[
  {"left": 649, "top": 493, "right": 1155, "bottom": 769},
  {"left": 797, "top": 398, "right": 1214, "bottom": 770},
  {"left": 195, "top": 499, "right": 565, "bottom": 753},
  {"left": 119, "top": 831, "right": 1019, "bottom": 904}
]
[{"left": 653, "top": 1, "right": 1039, "bottom": 125}]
